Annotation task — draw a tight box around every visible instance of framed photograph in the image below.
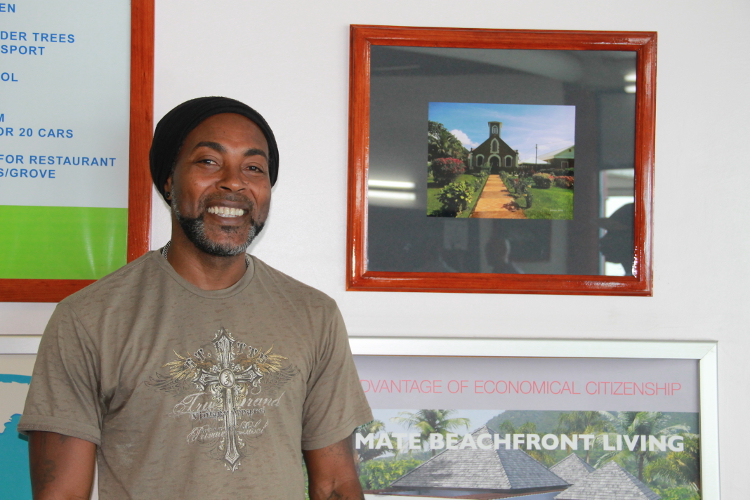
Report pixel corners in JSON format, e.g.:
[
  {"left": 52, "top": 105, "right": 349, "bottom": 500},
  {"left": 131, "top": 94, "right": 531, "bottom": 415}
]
[
  {"left": 0, "top": 0, "right": 154, "bottom": 302},
  {"left": 347, "top": 25, "right": 656, "bottom": 295},
  {"left": 350, "top": 337, "right": 718, "bottom": 499}
]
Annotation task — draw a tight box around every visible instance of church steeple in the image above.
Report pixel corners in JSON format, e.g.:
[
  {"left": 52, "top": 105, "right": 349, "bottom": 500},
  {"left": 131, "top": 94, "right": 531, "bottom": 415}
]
[{"left": 489, "top": 121, "right": 502, "bottom": 138}]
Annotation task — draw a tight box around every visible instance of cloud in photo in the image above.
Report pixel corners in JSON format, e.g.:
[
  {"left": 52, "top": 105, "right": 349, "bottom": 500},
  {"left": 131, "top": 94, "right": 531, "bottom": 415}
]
[
  {"left": 450, "top": 129, "right": 479, "bottom": 148},
  {"left": 429, "top": 102, "right": 575, "bottom": 162}
]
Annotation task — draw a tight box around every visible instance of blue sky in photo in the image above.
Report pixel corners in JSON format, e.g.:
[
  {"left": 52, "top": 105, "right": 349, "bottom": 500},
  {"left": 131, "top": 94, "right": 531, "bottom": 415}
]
[{"left": 429, "top": 102, "right": 576, "bottom": 163}]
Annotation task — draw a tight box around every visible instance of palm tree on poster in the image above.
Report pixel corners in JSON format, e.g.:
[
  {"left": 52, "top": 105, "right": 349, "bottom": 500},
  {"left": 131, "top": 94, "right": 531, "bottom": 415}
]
[
  {"left": 391, "top": 409, "right": 470, "bottom": 456},
  {"left": 645, "top": 433, "right": 701, "bottom": 493},
  {"left": 596, "top": 411, "right": 688, "bottom": 482},
  {"left": 352, "top": 420, "right": 393, "bottom": 463},
  {"left": 556, "top": 411, "right": 612, "bottom": 463},
  {"left": 497, "top": 420, "right": 555, "bottom": 466}
]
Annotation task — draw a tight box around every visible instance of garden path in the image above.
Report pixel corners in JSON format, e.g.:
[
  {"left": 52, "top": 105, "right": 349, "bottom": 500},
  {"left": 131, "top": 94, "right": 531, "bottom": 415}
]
[{"left": 470, "top": 175, "right": 527, "bottom": 219}]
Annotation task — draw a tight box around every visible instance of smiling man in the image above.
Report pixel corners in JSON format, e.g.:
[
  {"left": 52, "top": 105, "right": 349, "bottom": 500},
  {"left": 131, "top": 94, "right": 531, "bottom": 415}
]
[{"left": 19, "top": 97, "right": 372, "bottom": 499}]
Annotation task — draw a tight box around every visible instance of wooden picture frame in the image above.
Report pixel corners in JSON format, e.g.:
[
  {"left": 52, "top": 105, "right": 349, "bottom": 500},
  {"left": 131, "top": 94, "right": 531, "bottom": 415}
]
[
  {"left": 347, "top": 25, "right": 656, "bottom": 295},
  {"left": 0, "top": 0, "right": 154, "bottom": 303}
]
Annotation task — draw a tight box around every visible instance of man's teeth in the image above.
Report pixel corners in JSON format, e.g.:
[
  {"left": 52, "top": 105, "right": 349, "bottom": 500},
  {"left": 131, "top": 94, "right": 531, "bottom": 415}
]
[{"left": 207, "top": 206, "right": 245, "bottom": 217}]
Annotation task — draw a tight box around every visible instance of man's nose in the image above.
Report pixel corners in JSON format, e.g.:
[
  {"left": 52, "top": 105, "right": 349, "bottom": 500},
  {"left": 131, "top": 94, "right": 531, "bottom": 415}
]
[{"left": 218, "top": 165, "right": 246, "bottom": 192}]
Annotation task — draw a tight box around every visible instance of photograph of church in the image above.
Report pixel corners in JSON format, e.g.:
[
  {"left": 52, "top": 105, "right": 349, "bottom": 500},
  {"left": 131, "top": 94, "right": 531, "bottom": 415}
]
[{"left": 427, "top": 102, "right": 576, "bottom": 220}]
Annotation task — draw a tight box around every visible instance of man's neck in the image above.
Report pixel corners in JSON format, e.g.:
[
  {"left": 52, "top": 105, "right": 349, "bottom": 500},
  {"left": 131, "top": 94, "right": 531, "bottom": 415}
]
[{"left": 165, "top": 232, "right": 248, "bottom": 290}]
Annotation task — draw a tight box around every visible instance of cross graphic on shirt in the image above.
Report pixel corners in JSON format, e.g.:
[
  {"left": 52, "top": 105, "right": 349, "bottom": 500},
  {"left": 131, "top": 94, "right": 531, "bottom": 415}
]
[{"left": 194, "top": 328, "right": 262, "bottom": 471}]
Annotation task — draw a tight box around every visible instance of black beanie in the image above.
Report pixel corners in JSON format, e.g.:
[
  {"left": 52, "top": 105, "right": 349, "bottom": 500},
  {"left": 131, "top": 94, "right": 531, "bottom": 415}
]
[{"left": 150, "top": 96, "right": 279, "bottom": 204}]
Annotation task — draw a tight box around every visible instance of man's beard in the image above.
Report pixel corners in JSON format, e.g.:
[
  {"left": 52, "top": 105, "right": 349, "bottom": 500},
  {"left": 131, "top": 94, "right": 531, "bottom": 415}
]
[{"left": 171, "top": 192, "right": 265, "bottom": 257}]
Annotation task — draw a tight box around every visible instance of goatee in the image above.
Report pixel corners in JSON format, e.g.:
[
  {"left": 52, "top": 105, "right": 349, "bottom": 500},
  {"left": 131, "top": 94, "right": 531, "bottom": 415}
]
[{"left": 172, "top": 192, "right": 264, "bottom": 257}]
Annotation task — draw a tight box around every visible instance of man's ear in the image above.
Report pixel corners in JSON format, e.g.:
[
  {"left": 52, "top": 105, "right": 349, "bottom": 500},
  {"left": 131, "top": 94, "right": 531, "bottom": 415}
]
[{"left": 164, "top": 177, "right": 173, "bottom": 202}]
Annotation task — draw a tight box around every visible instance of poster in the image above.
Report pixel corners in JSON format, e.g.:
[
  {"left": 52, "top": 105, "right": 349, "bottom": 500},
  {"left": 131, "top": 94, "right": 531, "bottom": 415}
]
[
  {"left": 0, "top": 0, "right": 131, "bottom": 279},
  {"left": 0, "top": 354, "right": 34, "bottom": 500},
  {"left": 353, "top": 355, "right": 702, "bottom": 500}
]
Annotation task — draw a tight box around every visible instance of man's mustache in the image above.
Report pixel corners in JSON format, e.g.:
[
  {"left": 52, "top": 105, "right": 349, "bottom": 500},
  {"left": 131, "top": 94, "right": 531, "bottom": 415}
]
[{"left": 198, "top": 193, "right": 254, "bottom": 212}]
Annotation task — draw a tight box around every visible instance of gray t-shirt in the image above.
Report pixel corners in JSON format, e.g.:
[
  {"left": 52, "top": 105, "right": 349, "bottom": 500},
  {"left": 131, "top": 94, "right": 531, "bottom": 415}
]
[{"left": 19, "top": 251, "right": 372, "bottom": 499}]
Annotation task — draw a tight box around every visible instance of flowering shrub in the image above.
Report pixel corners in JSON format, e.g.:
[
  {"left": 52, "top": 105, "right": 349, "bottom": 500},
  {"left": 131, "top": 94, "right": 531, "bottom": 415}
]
[
  {"left": 501, "top": 173, "right": 533, "bottom": 196},
  {"left": 554, "top": 176, "right": 575, "bottom": 189},
  {"left": 532, "top": 173, "right": 554, "bottom": 189},
  {"left": 431, "top": 158, "right": 466, "bottom": 185},
  {"left": 512, "top": 165, "right": 537, "bottom": 177},
  {"left": 508, "top": 176, "right": 521, "bottom": 194},
  {"left": 472, "top": 171, "right": 488, "bottom": 191},
  {"left": 438, "top": 181, "right": 473, "bottom": 216},
  {"left": 550, "top": 168, "right": 575, "bottom": 176},
  {"left": 525, "top": 190, "right": 533, "bottom": 208}
]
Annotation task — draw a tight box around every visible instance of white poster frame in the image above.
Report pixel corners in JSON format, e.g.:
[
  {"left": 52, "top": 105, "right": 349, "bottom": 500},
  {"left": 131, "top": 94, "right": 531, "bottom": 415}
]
[
  {"left": 0, "top": 335, "right": 41, "bottom": 355},
  {"left": 350, "top": 337, "right": 719, "bottom": 500}
]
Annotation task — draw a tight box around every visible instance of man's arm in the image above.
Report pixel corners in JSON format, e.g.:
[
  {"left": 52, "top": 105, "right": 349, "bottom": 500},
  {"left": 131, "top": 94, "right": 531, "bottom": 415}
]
[
  {"left": 303, "top": 435, "right": 364, "bottom": 500},
  {"left": 28, "top": 431, "right": 96, "bottom": 500}
]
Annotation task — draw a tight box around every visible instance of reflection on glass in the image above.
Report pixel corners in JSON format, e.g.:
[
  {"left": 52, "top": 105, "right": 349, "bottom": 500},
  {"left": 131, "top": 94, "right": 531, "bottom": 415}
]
[
  {"left": 602, "top": 169, "right": 635, "bottom": 276},
  {"left": 368, "top": 178, "right": 418, "bottom": 207},
  {"left": 367, "top": 46, "right": 636, "bottom": 276}
]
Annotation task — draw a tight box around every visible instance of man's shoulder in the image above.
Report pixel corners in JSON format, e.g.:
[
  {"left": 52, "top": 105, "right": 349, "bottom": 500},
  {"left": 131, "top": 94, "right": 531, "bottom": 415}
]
[
  {"left": 60, "top": 251, "right": 160, "bottom": 309},
  {"left": 250, "top": 256, "right": 337, "bottom": 307}
]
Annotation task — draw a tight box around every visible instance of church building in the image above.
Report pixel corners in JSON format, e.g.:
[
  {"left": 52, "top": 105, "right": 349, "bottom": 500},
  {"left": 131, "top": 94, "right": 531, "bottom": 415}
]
[{"left": 469, "top": 121, "right": 520, "bottom": 173}]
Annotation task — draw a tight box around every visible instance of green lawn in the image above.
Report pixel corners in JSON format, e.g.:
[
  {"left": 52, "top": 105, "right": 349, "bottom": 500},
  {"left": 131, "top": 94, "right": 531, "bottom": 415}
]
[
  {"left": 427, "top": 172, "right": 488, "bottom": 217},
  {"left": 517, "top": 185, "right": 574, "bottom": 219},
  {"left": 426, "top": 173, "right": 443, "bottom": 215}
]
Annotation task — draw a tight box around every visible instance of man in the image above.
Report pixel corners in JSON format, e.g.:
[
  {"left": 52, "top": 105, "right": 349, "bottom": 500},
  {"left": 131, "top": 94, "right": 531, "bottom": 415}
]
[
  {"left": 19, "top": 97, "right": 373, "bottom": 499},
  {"left": 598, "top": 203, "right": 635, "bottom": 276}
]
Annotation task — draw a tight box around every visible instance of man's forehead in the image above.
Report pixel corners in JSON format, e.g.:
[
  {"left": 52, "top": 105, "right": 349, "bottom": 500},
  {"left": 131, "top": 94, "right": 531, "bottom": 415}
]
[
  {"left": 182, "top": 113, "right": 269, "bottom": 152},
  {"left": 190, "top": 113, "right": 265, "bottom": 136}
]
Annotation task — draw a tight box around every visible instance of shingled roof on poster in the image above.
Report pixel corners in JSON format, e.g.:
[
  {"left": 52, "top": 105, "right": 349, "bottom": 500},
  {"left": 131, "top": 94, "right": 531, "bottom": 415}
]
[
  {"left": 388, "top": 426, "right": 569, "bottom": 496},
  {"left": 549, "top": 453, "right": 596, "bottom": 486},
  {"left": 555, "top": 461, "right": 660, "bottom": 500}
]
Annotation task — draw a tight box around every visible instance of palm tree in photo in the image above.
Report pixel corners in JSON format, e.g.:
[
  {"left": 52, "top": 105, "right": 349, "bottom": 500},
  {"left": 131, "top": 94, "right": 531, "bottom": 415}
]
[
  {"left": 391, "top": 409, "right": 470, "bottom": 456},
  {"left": 428, "top": 121, "right": 467, "bottom": 162}
]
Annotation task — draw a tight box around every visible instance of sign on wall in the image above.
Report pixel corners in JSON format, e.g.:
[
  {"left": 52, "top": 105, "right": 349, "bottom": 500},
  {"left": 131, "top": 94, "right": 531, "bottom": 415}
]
[
  {"left": 1, "top": 0, "right": 132, "bottom": 279},
  {"left": 0, "top": 0, "right": 153, "bottom": 302}
]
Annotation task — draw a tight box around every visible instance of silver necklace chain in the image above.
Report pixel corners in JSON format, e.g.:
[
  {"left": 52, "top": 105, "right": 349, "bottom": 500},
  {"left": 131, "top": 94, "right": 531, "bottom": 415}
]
[
  {"left": 161, "top": 241, "right": 250, "bottom": 267},
  {"left": 161, "top": 240, "right": 171, "bottom": 259}
]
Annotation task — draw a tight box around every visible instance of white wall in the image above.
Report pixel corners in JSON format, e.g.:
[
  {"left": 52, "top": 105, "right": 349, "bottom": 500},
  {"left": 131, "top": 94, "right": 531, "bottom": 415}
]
[{"left": 2, "top": 0, "right": 747, "bottom": 495}]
